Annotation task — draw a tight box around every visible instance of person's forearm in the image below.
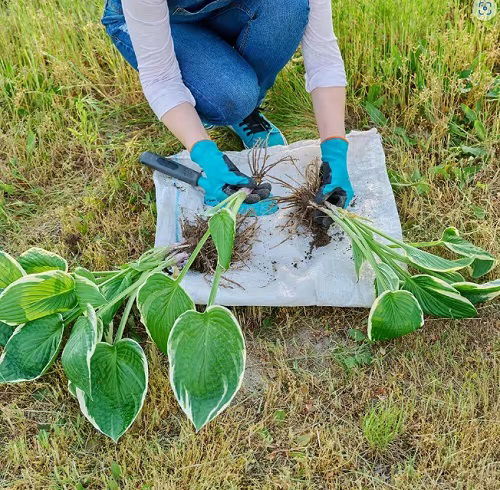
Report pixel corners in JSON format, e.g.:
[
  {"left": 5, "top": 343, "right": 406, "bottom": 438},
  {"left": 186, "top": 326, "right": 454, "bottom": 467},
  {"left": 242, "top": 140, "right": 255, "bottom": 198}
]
[
  {"left": 161, "top": 103, "right": 209, "bottom": 151},
  {"left": 311, "top": 87, "right": 346, "bottom": 141}
]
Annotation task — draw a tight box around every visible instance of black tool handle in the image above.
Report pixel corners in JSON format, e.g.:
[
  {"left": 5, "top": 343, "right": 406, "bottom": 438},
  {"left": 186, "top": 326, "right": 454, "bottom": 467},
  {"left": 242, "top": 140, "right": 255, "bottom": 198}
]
[{"left": 140, "top": 152, "right": 201, "bottom": 187}]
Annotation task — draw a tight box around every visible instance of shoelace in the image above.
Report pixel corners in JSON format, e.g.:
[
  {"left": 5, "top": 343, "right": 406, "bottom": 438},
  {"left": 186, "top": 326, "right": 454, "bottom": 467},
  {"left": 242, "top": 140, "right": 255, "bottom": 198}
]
[{"left": 239, "top": 108, "right": 272, "bottom": 136}]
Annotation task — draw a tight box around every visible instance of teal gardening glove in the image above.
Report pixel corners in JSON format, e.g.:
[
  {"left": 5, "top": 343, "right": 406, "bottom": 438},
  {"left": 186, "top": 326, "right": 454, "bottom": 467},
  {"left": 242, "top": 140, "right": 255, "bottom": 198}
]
[
  {"left": 314, "top": 137, "right": 354, "bottom": 226},
  {"left": 190, "top": 140, "right": 277, "bottom": 216}
]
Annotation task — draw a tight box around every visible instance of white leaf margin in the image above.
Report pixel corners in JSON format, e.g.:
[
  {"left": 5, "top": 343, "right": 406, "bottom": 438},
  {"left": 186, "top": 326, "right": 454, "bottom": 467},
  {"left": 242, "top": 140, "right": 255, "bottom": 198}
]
[
  {"left": 0, "top": 313, "right": 64, "bottom": 383},
  {"left": 167, "top": 305, "right": 246, "bottom": 432},
  {"left": 75, "top": 339, "right": 149, "bottom": 442},
  {"left": 367, "top": 290, "right": 424, "bottom": 341},
  {"left": 19, "top": 247, "right": 68, "bottom": 273}
]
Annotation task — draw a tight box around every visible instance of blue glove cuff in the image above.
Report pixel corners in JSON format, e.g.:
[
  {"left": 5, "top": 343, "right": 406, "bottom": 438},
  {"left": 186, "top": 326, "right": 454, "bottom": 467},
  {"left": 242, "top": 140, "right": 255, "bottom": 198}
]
[{"left": 320, "top": 138, "right": 348, "bottom": 169}]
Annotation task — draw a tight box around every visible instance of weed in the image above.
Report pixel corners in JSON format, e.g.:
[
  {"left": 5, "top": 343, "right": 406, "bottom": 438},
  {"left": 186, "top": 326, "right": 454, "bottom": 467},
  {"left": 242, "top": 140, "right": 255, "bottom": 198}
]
[{"left": 362, "top": 402, "right": 406, "bottom": 451}]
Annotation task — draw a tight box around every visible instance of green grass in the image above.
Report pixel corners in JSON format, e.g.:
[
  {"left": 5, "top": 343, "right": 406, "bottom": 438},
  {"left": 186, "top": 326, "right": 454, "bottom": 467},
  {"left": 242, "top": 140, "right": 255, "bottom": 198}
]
[{"left": 1, "top": 0, "right": 499, "bottom": 487}]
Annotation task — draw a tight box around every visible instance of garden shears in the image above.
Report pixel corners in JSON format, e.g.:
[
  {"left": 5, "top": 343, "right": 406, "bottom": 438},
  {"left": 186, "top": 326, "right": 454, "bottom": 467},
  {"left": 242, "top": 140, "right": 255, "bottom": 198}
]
[{"left": 140, "top": 152, "right": 278, "bottom": 216}]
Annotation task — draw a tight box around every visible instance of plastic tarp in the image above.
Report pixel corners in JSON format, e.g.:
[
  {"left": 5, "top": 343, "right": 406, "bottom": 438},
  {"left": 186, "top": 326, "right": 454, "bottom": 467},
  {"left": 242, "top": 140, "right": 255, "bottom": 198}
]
[{"left": 154, "top": 129, "right": 402, "bottom": 306}]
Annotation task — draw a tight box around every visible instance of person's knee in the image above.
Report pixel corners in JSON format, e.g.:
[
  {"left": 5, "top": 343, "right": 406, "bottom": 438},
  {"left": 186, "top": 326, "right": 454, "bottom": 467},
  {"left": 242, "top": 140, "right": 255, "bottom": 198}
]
[
  {"left": 263, "top": 0, "right": 309, "bottom": 30},
  {"left": 196, "top": 72, "right": 260, "bottom": 125},
  {"left": 289, "top": 0, "right": 310, "bottom": 26}
]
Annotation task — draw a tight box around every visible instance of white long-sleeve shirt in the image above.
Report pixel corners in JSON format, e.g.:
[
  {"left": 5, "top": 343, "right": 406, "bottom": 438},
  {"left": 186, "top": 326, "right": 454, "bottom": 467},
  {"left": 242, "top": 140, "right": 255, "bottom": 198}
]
[{"left": 122, "top": 0, "right": 346, "bottom": 120}]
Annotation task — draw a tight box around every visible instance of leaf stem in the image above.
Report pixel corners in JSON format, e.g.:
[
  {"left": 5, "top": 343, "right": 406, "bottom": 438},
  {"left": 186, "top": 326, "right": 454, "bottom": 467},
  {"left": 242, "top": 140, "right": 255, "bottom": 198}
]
[
  {"left": 176, "top": 229, "right": 211, "bottom": 283},
  {"left": 350, "top": 216, "right": 408, "bottom": 249},
  {"left": 96, "top": 268, "right": 129, "bottom": 288},
  {"left": 323, "top": 207, "right": 383, "bottom": 282},
  {"left": 114, "top": 290, "right": 137, "bottom": 343},
  {"left": 208, "top": 264, "right": 224, "bottom": 307}
]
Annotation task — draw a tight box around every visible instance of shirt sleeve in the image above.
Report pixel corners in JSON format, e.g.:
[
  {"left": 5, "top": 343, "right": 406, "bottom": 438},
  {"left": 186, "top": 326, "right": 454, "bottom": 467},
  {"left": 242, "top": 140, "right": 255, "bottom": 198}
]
[
  {"left": 301, "top": 0, "right": 347, "bottom": 92},
  {"left": 122, "top": 0, "right": 196, "bottom": 120}
]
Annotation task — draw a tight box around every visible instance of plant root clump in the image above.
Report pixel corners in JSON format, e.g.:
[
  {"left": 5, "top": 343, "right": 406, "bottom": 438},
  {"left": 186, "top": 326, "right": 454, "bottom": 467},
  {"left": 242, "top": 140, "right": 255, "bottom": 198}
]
[
  {"left": 274, "top": 158, "right": 332, "bottom": 250},
  {"left": 181, "top": 214, "right": 260, "bottom": 274}
]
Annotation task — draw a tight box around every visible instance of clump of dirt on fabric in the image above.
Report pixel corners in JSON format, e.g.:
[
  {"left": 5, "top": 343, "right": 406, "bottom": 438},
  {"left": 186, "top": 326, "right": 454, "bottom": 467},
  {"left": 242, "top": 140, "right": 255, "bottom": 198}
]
[
  {"left": 181, "top": 214, "right": 259, "bottom": 274},
  {"left": 274, "top": 158, "right": 332, "bottom": 249}
]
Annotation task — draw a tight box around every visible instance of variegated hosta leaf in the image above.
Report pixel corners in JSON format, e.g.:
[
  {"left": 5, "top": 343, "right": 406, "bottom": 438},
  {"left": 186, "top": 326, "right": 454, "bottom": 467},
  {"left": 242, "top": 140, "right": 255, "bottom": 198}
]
[
  {"left": 403, "top": 275, "right": 477, "bottom": 318},
  {"left": 0, "top": 314, "right": 64, "bottom": 383},
  {"left": 76, "top": 339, "right": 148, "bottom": 442},
  {"left": 421, "top": 269, "right": 464, "bottom": 285},
  {"left": 73, "top": 267, "right": 97, "bottom": 284},
  {"left": 452, "top": 280, "right": 500, "bottom": 305},
  {"left": 18, "top": 247, "right": 68, "bottom": 274},
  {"left": 74, "top": 275, "right": 106, "bottom": 308},
  {"left": 403, "top": 246, "right": 473, "bottom": 272},
  {"left": 61, "top": 305, "right": 99, "bottom": 396},
  {"left": 208, "top": 209, "right": 236, "bottom": 270},
  {"left": 168, "top": 305, "right": 245, "bottom": 432},
  {"left": 440, "top": 227, "right": 496, "bottom": 278},
  {"left": 0, "top": 251, "right": 25, "bottom": 289},
  {"left": 375, "top": 263, "right": 400, "bottom": 295},
  {"left": 352, "top": 241, "right": 366, "bottom": 279},
  {"left": 0, "top": 321, "right": 14, "bottom": 347},
  {"left": 136, "top": 272, "right": 194, "bottom": 354},
  {"left": 368, "top": 290, "right": 424, "bottom": 341},
  {"left": 0, "top": 270, "right": 77, "bottom": 325}
]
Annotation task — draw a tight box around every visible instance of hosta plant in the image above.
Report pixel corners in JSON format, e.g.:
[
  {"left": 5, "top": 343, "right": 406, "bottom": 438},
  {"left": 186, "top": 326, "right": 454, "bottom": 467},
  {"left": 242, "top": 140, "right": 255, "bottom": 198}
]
[
  {"left": 0, "top": 191, "right": 249, "bottom": 440},
  {"left": 321, "top": 204, "right": 499, "bottom": 341}
]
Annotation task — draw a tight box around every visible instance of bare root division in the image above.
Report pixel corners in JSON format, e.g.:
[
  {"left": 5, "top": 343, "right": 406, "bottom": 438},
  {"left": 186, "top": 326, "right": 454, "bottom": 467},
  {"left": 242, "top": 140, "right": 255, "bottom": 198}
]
[{"left": 182, "top": 214, "right": 259, "bottom": 274}]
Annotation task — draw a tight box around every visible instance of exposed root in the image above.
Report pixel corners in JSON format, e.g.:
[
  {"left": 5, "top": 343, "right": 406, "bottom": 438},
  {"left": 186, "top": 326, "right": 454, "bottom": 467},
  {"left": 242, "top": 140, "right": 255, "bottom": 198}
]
[
  {"left": 247, "top": 144, "right": 296, "bottom": 184},
  {"left": 273, "top": 158, "right": 332, "bottom": 249},
  {"left": 181, "top": 214, "right": 260, "bottom": 274}
]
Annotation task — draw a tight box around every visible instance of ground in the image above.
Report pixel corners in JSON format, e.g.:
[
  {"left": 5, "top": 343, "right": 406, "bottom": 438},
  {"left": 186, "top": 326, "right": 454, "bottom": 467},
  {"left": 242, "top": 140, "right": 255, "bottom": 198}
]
[{"left": 1, "top": 0, "right": 499, "bottom": 488}]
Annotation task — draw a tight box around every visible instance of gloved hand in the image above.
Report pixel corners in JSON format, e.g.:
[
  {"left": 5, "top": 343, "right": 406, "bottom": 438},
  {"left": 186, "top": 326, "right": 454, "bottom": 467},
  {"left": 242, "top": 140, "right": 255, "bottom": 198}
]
[
  {"left": 314, "top": 137, "right": 354, "bottom": 227},
  {"left": 190, "top": 140, "right": 273, "bottom": 212}
]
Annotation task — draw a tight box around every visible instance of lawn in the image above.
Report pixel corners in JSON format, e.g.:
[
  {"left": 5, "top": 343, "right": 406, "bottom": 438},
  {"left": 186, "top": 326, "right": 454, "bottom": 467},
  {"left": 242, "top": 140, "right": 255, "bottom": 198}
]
[{"left": 1, "top": 0, "right": 499, "bottom": 488}]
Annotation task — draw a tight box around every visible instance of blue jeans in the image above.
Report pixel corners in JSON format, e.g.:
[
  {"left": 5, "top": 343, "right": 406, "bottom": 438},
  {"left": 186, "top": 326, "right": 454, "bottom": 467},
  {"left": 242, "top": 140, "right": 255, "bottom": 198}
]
[{"left": 101, "top": 0, "right": 310, "bottom": 125}]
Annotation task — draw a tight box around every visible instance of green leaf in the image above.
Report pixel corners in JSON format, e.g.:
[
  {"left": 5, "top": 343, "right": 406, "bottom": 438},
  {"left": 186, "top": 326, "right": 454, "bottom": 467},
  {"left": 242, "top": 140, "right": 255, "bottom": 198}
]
[
  {"left": 403, "top": 246, "right": 473, "bottom": 272},
  {"left": 403, "top": 275, "right": 477, "bottom": 318},
  {"left": 452, "top": 280, "right": 500, "bottom": 305},
  {"left": 208, "top": 209, "right": 236, "bottom": 270},
  {"left": 0, "top": 314, "right": 64, "bottom": 383},
  {"left": 347, "top": 328, "right": 367, "bottom": 342},
  {"left": 375, "top": 263, "right": 400, "bottom": 295},
  {"left": 0, "top": 321, "right": 14, "bottom": 347},
  {"left": 368, "top": 290, "right": 424, "bottom": 341},
  {"left": 76, "top": 339, "right": 148, "bottom": 442},
  {"left": 363, "top": 101, "right": 388, "bottom": 126},
  {"left": 74, "top": 275, "right": 106, "bottom": 308},
  {"left": 0, "top": 270, "right": 77, "bottom": 325},
  {"left": 99, "top": 272, "right": 135, "bottom": 326},
  {"left": 440, "top": 227, "right": 496, "bottom": 278},
  {"left": 136, "top": 272, "right": 194, "bottom": 355},
  {"left": 421, "top": 269, "right": 465, "bottom": 285},
  {"left": 168, "top": 305, "right": 245, "bottom": 432},
  {"left": 61, "top": 305, "right": 99, "bottom": 396},
  {"left": 73, "top": 267, "right": 96, "bottom": 283},
  {"left": 461, "top": 104, "right": 477, "bottom": 123},
  {"left": 460, "top": 146, "right": 486, "bottom": 157},
  {"left": 352, "top": 242, "right": 365, "bottom": 279},
  {"left": 0, "top": 250, "right": 25, "bottom": 289},
  {"left": 18, "top": 247, "right": 68, "bottom": 274}
]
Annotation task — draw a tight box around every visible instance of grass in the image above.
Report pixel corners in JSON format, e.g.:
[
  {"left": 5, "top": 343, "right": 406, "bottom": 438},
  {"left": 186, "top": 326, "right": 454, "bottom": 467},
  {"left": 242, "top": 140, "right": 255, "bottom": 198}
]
[{"left": 0, "top": 0, "right": 499, "bottom": 487}]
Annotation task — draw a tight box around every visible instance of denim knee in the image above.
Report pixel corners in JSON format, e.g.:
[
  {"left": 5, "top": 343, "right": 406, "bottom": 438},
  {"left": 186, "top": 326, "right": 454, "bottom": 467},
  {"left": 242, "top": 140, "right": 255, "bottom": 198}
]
[
  {"left": 263, "top": 0, "right": 310, "bottom": 31},
  {"left": 195, "top": 73, "right": 260, "bottom": 125}
]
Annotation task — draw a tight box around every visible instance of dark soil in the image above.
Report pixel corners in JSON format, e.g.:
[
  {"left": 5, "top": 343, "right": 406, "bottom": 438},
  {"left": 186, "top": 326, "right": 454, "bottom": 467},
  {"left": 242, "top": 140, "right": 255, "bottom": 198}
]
[
  {"left": 274, "top": 158, "right": 334, "bottom": 250},
  {"left": 181, "top": 213, "right": 259, "bottom": 274}
]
